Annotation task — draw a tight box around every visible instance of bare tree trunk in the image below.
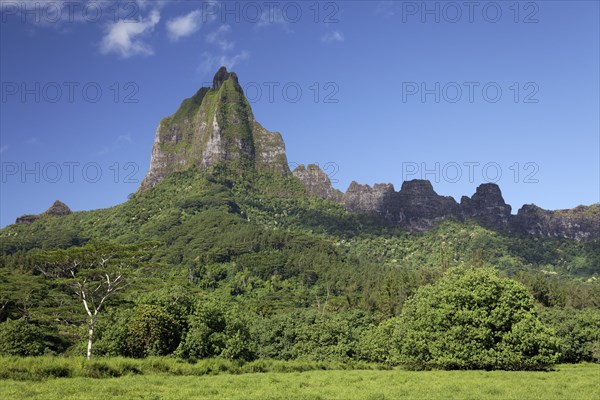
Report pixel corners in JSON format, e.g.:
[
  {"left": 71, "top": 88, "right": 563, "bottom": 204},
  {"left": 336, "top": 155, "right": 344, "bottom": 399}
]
[{"left": 87, "top": 318, "right": 95, "bottom": 360}]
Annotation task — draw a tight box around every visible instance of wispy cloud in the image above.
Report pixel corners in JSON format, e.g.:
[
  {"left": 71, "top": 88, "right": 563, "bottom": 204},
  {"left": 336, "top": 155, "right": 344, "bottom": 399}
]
[
  {"left": 256, "top": 6, "right": 294, "bottom": 33},
  {"left": 25, "top": 137, "right": 41, "bottom": 146},
  {"left": 206, "top": 25, "right": 234, "bottom": 51},
  {"left": 116, "top": 134, "right": 133, "bottom": 144},
  {"left": 134, "top": 0, "right": 171, "bottom": 11},
  {"left": 0, "top": 145, "right": 8, "bottom": 154},
  {"left": 100, "top": 10, "right": 160, "bottom": 58},
  {"left": 199, "top": 51, "right": 250, "bottom": 74},
  {"left": 199, "top": 23, "right": 250, "bottom": 74},
  {"left": 167, "top": 9, "right": 203, "bottom": 41},
  {"left": 321, "top": 31, "right": 344, "bottom": 43},
  {"left": 98, "top": 134, "right": 134, "bottom": 155}
]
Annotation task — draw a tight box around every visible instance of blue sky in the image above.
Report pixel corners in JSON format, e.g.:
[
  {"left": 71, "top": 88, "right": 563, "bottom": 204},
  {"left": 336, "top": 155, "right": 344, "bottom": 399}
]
[{"left": 0, "top": 0, "right": 598, "bottom": 227}]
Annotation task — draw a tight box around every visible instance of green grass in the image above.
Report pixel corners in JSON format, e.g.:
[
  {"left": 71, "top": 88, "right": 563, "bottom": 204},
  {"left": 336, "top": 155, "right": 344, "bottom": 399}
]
[
  {"left": 0, "top": 362, "right": 597, "bottom": 399},
  {"left": 0, "top": 357, "right": 387, "bottom": 380}
]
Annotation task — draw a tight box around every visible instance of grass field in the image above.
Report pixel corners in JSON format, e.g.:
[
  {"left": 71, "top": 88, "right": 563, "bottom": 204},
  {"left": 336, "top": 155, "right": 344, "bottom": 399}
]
[{"left": 0, "top": 362, "right": 598, "bottom": 400}]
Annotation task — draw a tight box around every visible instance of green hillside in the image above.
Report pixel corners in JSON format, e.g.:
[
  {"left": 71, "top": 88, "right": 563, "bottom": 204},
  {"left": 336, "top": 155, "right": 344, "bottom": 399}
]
[{"left": 1, "top": 165, "right": 599, "bottom": 368}]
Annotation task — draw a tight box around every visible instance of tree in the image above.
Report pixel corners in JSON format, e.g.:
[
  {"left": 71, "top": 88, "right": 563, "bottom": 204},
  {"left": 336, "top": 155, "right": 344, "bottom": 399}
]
[
  {"left": 0, "top": 319, "right": 55, "bottom": 356},
  {"left": 126, "top": 304, "right": 180, "bottom": 358},
  {"left": 32, "top": 241, "right": 153, "bottom": 359},
  {"left": 397, "top": 266, "right": 559, "bottom": 370},
  {"left": 538, "top": 307, "right": 600, "bottom": 363},
  {"left": 0, "top": 269, "right": 48, "bottom": 322},
  {"left": 176, "top": 299, "right": 255, "bottom": 361},
  {"left": 358, "top": 317, "right": 401, "bottom": 364}
]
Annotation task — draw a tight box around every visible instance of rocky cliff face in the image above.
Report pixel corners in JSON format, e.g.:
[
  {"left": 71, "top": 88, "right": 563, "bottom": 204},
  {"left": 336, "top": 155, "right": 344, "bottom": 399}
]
[
  {"left": 140, "top": 67, "right": 289, "bottom": 190},
  {"left": 292, "top": 164, "right": 343, "bottom": 202},
  {"left": 294, "top": 164, "right": 598, "bottom": 240},
  {"left": 397, "top": 180, "right": 462, "bottom": 231},
  {"left": 16, "top": 200, "right": 71, "bottom": 224},
  {"left": 461, "top": 183, "right": 512, "bottom": 229},
  {"left": 344, "top": 181, "right": 400, "bottom": 223},
  {"left": 511, "top": 204, "right": 600, "bottom": 241}
]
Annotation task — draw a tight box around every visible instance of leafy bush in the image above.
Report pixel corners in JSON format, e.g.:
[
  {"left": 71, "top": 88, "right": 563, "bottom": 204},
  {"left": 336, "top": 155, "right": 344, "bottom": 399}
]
[
  {"left": 254, "top": 310, "right": 368, "bottom": 362},
  {"left": 397, "top": 266, "right": 559, "bottom": 370},
  {"left": 357, "top": 317, "right": 402, "bottom": 364},
  {"left": 176, "top": 300, "right": 255, "bottom": 361},
  {"left": 126, "top": 305, "right": 181, "bottom": 358},
  {"left": 0, "top": 319, "right": 63, "bottom": 356},
  {"left": 88, "top": 308, "right": 132, "bottom": 357},
  {"left": 538, "top": 307, "right": 600, "bottom": 363}
]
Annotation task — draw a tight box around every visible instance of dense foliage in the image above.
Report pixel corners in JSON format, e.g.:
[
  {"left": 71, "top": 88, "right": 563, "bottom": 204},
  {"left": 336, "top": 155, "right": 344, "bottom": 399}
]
[
  {"left": 395, "top": 267, "right": 559, "bottom": 370},
  {"left": 0, "top": 167, "right": 598, "bottom": 369}
]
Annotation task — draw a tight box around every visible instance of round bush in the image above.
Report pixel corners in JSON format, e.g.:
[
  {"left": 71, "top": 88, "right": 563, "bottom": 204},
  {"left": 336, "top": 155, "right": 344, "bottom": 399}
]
[
  {"left": 398, "top": 266, "right": 559, "bottom": 370},
  {"left": 126, "top": 305, "right": 181, "bottom": 358}
]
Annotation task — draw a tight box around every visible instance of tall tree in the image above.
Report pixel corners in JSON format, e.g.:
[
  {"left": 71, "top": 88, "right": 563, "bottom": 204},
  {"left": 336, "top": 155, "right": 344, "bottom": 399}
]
[{"left": 32, "top": 241, "right": 154, "bottom": 359}]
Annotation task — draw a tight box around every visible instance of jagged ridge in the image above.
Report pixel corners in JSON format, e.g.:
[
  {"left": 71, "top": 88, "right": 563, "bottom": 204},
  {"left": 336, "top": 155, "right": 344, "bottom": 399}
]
[{"left": 293, "top": 164, "right": 599, "bottom": 241}]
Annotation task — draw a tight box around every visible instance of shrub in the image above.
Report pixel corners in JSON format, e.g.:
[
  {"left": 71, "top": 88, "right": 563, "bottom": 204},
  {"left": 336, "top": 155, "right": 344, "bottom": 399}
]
[
  {"left": 126, "top": 305, "right": 181, "bottom": 358},
  {"left": 538, "top": 307, "right": 600, "bottom": 363},
  {"left": 0, "top": 319, "right": 61, "bottom": 356},
  {"left": 176, "top": 300, "right": 255, "bottom": 361},
  {"left": 397, "top": 266, "right": 559, "bottom": 370},
  {"left": 358, "top": 317, "right": 401, "bottom": 364}
]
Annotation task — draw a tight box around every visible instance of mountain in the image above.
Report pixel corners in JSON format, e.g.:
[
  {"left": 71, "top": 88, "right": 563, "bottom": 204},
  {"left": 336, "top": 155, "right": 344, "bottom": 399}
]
[
  {"left": 134, "top": 67, "right": 598, "bottom": 241},
  {"left": 293, "top": 163, "right": 599, "bottom": 241},
  {"left": 140, "top": 67, "right": 289, "bottom": 190},
  {"left": 1, "top": 68, "right": 599, "bottom": 359},
  {"left": 11, "top": 68, "right": 595, "bottom": 242}
]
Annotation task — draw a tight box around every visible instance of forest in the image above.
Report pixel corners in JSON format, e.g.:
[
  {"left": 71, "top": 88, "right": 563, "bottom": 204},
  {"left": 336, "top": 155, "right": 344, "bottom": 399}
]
[{"left": 1, "top": 167, "right": 599, "bottom": 375}]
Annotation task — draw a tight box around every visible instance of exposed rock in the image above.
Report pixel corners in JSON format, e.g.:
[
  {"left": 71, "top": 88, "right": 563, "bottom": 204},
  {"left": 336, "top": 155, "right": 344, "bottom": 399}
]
[
  {"left": 15, "top": 200, "right": 71, "bottom": 224},
  {"left": 512, "top": 204, "right": 600, "bottom": 241},
  {"left": 461, "top": 183, "right": 511, "bottom": 230},
  {"left": 15, "top": 214, "right": 39, "bottom": 224},
  {"left": 293, "top": 164, "right": 343, "bottom": 202},
  {"left": 344, "top": 181, "right": 398, "bottom": 222},
  {"left": 252, "top": 121, "right": 290, "bottom": 177},
  {"left": 140, "top": 67, "right": 290, "bottom": 190},
  {"left": 397, "top": 180, "right": 461, "bottom": 231},
  {"left": 44, "top": 200, "right": 72, "bottom": 217},
  {"left": 212, "top": 66, "right": 238, "bottom": 91},
  {"left": 338, "top": 179, "right": 463, "bottom": 230},
  {"left": 294, "top": 171, "right": 598, "bottom": 240}
]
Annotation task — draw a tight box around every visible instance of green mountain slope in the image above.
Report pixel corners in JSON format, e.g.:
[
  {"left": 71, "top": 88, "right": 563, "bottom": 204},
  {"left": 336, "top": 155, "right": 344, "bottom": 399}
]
[{"left": 0, "top": 68, "right": 598, "bottom": 365}]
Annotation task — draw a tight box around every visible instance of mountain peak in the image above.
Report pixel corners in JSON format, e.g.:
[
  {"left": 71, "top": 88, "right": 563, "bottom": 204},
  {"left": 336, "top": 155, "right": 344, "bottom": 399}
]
[
  {"left": 45, "top": 200, "right": 72, "bottom": 216},
  {"left": 15, "top": 200, "right": 71, "bottom": 224},
  {"left": 139, "top": 68, "right": 289, "bottom": 190},
  {"left": 212, "top": 66, "right": 238, "bottom": 91}
]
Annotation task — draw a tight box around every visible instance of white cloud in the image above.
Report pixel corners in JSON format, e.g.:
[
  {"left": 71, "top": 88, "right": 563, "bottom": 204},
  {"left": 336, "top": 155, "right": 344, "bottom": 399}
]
[
  {"left": 199, "top": 51, "right": 250, "bottom": 74},
  {"left": 134, "top": 0, "right": 169, "bottom": 11},
  {"left": 0, "top": 145, "right": 8, "bottom": 154},
  {"left": 100, "top": 10, "right": 160, "bottom": 58},
  {"left": 200, "top": 24, "right": 249, "bottom": 74},
  {"left": 256, "top": 6, "right": 293, "bottom": 33},
  {"left": 321, "top": 31, "right": 344, "bottom": 43},
  {"left": 206, "top": 25, "right": 234, "bottom": 51},
  {"left": 167, "top": 9, "right": 203, "bottom": 41}
]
